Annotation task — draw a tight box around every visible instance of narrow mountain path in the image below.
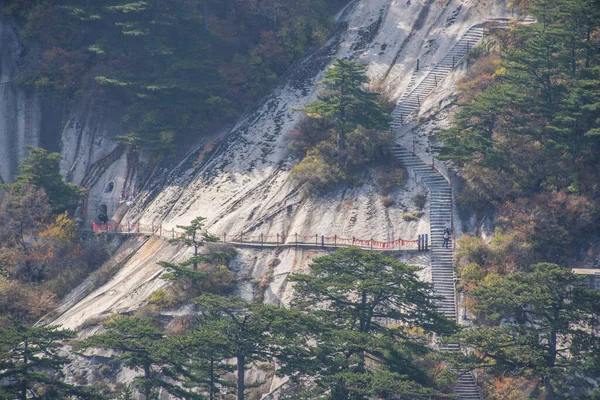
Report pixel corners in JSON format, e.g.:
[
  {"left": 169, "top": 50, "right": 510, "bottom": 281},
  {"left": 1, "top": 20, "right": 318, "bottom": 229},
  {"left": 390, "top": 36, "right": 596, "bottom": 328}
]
[
  {"left": 391, "top": 24, "right": 485, "bottom": 127},
  {"left": 389, "top": 22, "right": 487, "bottom": 400},
  {"left": 391, "top": 147, "right": 480, "bottom": 400},
  {"left": 391, "top": 148, "right": 456, "bottom": 318}
]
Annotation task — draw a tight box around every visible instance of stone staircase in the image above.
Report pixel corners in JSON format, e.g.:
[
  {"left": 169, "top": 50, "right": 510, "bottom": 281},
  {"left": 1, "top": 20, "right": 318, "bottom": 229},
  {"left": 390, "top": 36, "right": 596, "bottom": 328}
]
[
  {"left": 391, "top": 146, "right": 481, "bottom": 400},
  {"left": 391, "top": 146, "right": 456, "bottom": 320},
  {"left": 391, "top": 24, "right": 485, "bottom": 128}
]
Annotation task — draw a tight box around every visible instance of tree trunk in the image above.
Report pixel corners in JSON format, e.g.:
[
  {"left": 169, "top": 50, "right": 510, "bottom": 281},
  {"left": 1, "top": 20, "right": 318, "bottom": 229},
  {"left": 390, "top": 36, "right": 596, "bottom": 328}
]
[
  {"left": 20, "top": 339, "right": 28, "bottom": 400},
  {"left": 543, "top": 375, "right": 555, "bottom": 399},
  {"left": 338, "top": 125, "right": 346, "bottom": 152},
  {"left": 358, "top": 291, "right": 367, "bottom": 372},
  {"left": 209, "top": 358, "right": 215, "bottom": 400},
  {"left": 237, "top": 354, "right": 245, "bottom": 400},
  {"left": 544, "top": 307, "right": 560, "bottom": 400},
  {"left": 338, "top": 74, "right": 346, "bottom": 152},
  {"left": 586, "top": 27, "right": 591, "bottom": 68},
  {"left": 143, "top": 364, "right": 152, "bottom": 399},
  {"left": 193, "top": 230, "right": 199, "bottom": 270}
]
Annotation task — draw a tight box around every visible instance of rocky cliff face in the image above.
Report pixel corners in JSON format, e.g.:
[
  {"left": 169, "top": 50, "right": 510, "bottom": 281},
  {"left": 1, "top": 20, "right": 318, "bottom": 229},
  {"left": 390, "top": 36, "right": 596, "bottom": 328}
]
[
  {"left": 2, "top": 0, "right": 512, "bottom": 394},
  {"left": 0, "top": 0, "right": 513, "bottom": 325},
  {"left": 44, "top": 0, "right": 512, "bottom": 327},
  {"left": 58, "top": 99, "right": 143, "bottom": 230},
  {"left": 0, "top": 11, "right": 40, "bottom": 184},
  {"left": 122, "top": 0, "right": 510, "bottom": 240}
]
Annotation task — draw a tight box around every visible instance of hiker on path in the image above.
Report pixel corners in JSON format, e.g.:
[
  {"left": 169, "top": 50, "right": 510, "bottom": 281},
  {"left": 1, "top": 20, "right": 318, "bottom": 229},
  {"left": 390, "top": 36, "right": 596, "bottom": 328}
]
[
  {"left": 443, "top": 229, "right": 450, "bottom": 248},
  {"left": 98, "top": 212, "right": 109, "bottom": 225}
]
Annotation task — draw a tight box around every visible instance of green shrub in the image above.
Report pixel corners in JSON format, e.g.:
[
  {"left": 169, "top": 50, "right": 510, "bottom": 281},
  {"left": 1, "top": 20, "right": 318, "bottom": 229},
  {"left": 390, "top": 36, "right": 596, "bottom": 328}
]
[
  {"left": 291, "top": 146, "right": 346, "bottom": 191},
  {"left": 412, "top": 194, "right": 426, "bottom": 210},
  {"left": 291, "top": 125, "right": 396, "bottom": 192},
  {"left": 148, "top": 288, "right": 176, "bottom": 309},
  {"left": 402, "top": 211, "right": 424, "bottom": 221},
  {"left": 457, "top": 263, "right": 488, "bottom": 292},
  {"left": 375, "top": 165, "right": 406, "bottom": 195},
  {"left": 455, "top": 236, "right": 492, "bottom": 267},
  {"left": 381, "top": 196, "right": 394, "bottom": 208}
]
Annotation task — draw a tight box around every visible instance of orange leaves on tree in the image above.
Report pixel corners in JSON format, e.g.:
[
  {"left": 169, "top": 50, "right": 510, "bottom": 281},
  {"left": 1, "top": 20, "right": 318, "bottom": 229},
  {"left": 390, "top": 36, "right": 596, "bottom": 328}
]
[{"left": 40, "top": 47, "right": 87, "bottom": 90}]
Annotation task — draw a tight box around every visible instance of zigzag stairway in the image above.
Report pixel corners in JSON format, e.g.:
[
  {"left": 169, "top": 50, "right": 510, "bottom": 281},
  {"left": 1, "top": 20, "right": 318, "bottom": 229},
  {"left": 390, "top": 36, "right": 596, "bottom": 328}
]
[{"left": 389, "top": 23, "right": 487, "bottom": 400}]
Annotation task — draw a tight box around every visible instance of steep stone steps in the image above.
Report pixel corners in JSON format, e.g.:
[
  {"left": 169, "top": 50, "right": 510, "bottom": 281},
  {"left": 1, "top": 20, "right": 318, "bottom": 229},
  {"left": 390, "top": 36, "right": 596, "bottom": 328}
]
[
  {"left": 391, "top": 145, "right": 480, "bottom": 400},
  {"left": 390, "top": 25, "right": 484, "bottom": 127},
  {"left": 389, "top": 24, "right": 488, "bottom": 398}
]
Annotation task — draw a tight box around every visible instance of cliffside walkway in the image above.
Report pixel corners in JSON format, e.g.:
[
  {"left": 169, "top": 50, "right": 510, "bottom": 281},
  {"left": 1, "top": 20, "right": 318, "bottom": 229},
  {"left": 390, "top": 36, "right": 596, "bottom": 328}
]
[{"left": 89, "top": 222, "right": 425, "bottom": 253}]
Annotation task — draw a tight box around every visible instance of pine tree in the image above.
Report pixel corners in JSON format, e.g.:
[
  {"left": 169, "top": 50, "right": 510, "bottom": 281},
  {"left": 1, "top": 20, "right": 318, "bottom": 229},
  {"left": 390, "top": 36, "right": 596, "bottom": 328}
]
[
  {"left": 193, "top": 294, "right": 313, "bottom": 400},
  {"left": 449, "top": 263, "right": 600, "bottom": 398},
  {"left": 169, "top": 216, "right": 219, "bottom": 270},
  {"left": 437, "top": 0, "right": 600, "bottom": 189},
  {"left": 76, "top": 316, "right": 185, "bottom": 399},
  {"left": 300, "top": 58, "right": 389, "bottom": 151},
  {"left": 165, "top": 322, "right": 236, "bottom": 400},
  {"left": 12, "top": 147, "right": 82, "bottom": 214},
  {"left": 289, "top": 247, "right": 457, "bottom": 399},
  {"left": 0, "top": 321, "right": 94, "bottom": 399}
]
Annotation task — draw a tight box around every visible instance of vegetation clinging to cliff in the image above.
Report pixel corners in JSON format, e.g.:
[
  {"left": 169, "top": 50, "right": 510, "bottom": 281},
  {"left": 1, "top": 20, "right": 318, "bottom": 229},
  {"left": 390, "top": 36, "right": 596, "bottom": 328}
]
[
  {"left": 438, "top": 1, "right": 600, "bottom": 397},
  {"left": 437, "top": 0, "right": 600, "bottom": 263},
  {"left": 291, "top": 59, "right": 399, "bottom": 192},
  {"left": 5, "top": 0, "right": 348, "bottom": 155}
]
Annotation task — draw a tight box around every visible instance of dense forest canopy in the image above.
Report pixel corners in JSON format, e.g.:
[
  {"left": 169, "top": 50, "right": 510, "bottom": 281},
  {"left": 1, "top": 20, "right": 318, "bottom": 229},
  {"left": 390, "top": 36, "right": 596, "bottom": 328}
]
[
  {"left": 5, "top": 0, "right": 348, "bottom": 154},
  {"left": 437, "top": 0, "right": 600, "bottom": 398},
  {"left": 438, "top": 0, "right": 600, "bottom": 264}
]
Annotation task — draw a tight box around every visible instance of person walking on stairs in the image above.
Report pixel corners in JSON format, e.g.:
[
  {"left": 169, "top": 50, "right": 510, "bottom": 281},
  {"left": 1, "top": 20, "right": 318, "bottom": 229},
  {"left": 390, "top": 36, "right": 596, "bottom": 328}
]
[{"left": 443, "top": 228, "right": 450, "bottom": 248}]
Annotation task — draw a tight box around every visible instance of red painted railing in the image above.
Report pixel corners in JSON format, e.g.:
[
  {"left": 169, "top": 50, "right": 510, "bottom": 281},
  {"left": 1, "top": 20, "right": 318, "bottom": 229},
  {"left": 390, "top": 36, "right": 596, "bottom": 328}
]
[{"left": 90, "top": 222, "right": 421, "bottom": 250}]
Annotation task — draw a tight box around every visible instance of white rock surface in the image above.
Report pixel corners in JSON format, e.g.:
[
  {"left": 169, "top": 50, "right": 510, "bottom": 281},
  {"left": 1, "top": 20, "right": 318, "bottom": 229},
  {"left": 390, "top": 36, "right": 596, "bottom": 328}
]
[
  {"left": 122, "top": 0, "right": 510, "bottom": 243},
  {"left": 2, "top": 0, "right": 515, "bottom": 397},
  {"left": 53, "top": 236, "right": 189, "bottom": 330},
  {"left": 51, "top": 0, "right": 512, "bottom": 329}
]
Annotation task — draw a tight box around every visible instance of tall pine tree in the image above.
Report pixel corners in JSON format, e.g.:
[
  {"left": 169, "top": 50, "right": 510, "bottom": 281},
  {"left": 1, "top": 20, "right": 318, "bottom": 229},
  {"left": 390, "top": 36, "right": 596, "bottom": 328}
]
[
  {"left": 300, "top": 58, "right": 389, "bottom": 151},
  {"left": 289, "top": 247, "right": 457, "bottom": 399},
  {"left": 0, "top": 321, "right": 94, "bottom": 400}
]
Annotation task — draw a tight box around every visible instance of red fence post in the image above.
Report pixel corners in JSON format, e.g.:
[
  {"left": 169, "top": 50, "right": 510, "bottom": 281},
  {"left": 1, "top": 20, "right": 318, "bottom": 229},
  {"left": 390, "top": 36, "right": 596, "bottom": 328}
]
[
  {"left": 370, "top": 238, "right": 373, "bottom": 251},
  {"left": 334, "top": 235, "right": 337, "bottom": 248},
  {"left": 352, "top": 236, "right": 355, "bottom": 246}
]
